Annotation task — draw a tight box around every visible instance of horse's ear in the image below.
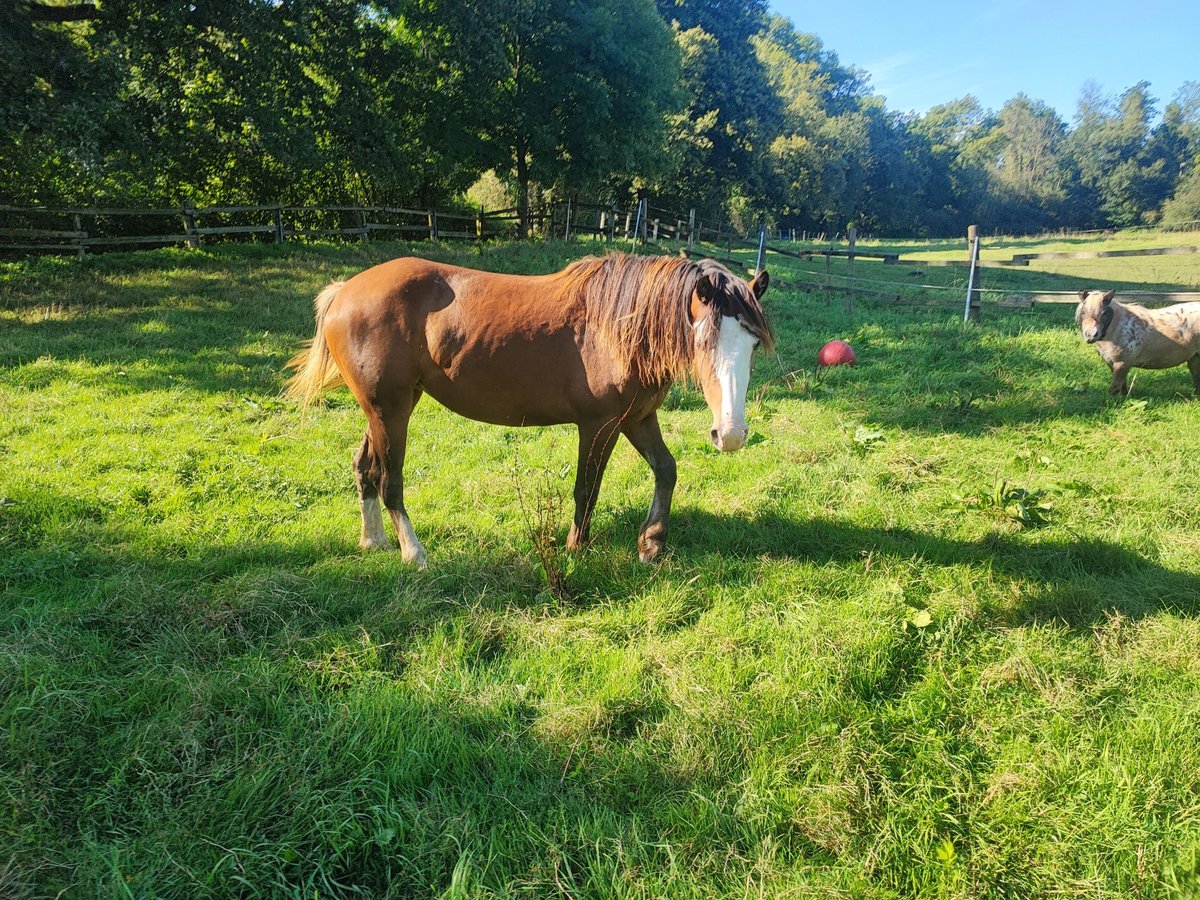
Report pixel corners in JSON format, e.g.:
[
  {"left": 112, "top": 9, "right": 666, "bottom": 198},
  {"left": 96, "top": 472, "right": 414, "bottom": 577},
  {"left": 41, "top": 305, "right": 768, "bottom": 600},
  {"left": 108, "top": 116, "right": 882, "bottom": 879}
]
[
  {"left": 751, "top": 270, "right": 769, "bottom": 300},
  {"left": 1078, "top": 290, "right": 1089, "bottom": 301},
  {"left": 696, "top": 272, "right": 720, "bottom": 306},
  {"left": 1102, "top": 290, "right": 1116, "bottom": 304}
]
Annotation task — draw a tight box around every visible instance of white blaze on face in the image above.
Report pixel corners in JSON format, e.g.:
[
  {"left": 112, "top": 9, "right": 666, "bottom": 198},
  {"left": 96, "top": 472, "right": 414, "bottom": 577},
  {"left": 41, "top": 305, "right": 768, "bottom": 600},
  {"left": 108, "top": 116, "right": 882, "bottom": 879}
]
[{"left": 710, "top": 315, "right": 758, "bottom": 451}]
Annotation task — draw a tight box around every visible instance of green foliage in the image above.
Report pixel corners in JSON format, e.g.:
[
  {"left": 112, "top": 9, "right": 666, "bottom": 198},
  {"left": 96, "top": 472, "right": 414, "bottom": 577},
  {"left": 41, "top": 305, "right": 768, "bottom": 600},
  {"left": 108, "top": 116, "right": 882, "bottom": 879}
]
[
  {"left": 1163, "top": 162, "right": 1200, "bottom": 225},
  {"left": 656, "top": 0, "right": 779, "bottom": 216},
  {"left": 2, "top": 3, "right": 1199, "bottom": 234}
]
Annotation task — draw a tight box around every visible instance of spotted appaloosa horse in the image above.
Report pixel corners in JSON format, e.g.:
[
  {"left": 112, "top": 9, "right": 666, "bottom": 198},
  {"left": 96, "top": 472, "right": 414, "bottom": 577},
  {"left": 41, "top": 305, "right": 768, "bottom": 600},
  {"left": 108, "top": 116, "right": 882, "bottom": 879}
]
[
  {"left": 1075, "top": 289, "right": 1200, "bottom": 396},
  {"left": 288, "top": 253, "right": 773, "bottom": 566}
]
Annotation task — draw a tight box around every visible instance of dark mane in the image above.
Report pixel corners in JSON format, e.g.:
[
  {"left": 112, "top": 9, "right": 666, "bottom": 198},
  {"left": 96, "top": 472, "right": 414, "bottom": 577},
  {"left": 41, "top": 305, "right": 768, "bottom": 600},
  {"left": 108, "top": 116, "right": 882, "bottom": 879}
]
[{"left": 559, "top": 253, "right": 773, "bottom": 385}]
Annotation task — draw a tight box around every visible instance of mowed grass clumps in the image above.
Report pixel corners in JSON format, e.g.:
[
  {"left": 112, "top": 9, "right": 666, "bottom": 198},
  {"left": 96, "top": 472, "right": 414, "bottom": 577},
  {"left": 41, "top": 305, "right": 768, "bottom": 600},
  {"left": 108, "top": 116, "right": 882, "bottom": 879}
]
[{"left": 2, "top": 240, "right": 1200, "bottom": 897}]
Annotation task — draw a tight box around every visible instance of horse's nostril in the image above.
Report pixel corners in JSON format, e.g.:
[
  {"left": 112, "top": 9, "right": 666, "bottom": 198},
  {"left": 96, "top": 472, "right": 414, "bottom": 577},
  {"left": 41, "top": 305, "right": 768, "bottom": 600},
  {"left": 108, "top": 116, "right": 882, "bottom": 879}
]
[{"left": 710, "top": 428, "right": 719, "bottom": 444}]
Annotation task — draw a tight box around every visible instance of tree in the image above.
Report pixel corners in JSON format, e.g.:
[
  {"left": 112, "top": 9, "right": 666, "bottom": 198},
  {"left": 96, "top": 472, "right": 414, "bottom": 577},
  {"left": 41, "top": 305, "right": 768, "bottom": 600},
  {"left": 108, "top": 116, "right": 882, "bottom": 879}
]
[
  {"left": 1064, "top": 81, "right": 1162, "bottom": 227},
  {"left": 0, "top": 1, "right": 126, "bottom": 204},
  {"left": 440, "top": 0, "right": 681, "bottom": 235},
  {"left": 754, "top": 16, "right": 872, "bottom": 230},
  {"left": 1162, "top": 162, "right": 1200, "bottom": 225},
  {"left": 2, "top": 0, "right": 501, "bottom": 207},
  {"left": 656, "top": 0, "right": 780, "bottom": 220},
  {"left": 908, "top": 97, "right": 989, "bottom": 233}
]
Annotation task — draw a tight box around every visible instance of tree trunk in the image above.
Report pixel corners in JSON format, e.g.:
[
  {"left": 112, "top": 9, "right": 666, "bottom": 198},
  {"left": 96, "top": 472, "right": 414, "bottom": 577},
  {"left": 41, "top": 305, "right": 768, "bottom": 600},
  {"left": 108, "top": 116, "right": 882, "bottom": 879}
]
[{"left": 515, "top": 150, "right": 531, "bottom": 239}]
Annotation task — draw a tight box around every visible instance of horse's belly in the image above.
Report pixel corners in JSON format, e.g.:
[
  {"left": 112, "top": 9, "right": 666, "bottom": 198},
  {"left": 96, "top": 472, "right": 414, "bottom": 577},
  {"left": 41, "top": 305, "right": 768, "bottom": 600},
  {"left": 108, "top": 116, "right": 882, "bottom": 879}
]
[
  {"left": 421, "top": 378, "right": 576, "bottom": 426},
  {"left": 1125, "top": 337, "right": 1197, "bottom": 369},
  {"left": 418, "top": 353, "right": 600, "bottom": 426},
  {"left": 419, "top": 314, "right": 638, "bottom": 424}
]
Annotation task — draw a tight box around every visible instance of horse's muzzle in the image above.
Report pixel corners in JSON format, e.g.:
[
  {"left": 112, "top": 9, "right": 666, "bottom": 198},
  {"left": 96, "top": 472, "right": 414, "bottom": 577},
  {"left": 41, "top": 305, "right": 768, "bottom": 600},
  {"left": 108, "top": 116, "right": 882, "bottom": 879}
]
[{"left": 711, "top": 426, "right": 748, "bottom": 452}]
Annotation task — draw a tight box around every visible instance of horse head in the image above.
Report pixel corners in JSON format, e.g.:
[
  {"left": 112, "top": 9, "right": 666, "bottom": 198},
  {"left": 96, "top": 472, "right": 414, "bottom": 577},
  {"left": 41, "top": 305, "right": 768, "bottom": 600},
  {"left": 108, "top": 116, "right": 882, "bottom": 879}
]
[
  {"left": 690, "top": 262, "right": 772, "bottom": 452},
  {"left": 1076, "top": 289, "right": 1117, "bottom": 344}
]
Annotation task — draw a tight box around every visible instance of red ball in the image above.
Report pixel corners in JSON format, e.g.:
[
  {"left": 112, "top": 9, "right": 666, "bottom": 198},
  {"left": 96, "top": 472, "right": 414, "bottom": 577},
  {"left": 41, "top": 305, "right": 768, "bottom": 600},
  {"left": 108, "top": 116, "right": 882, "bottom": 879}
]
[{"left": 818, "top": 340, "right": 856, "bottom": 367}]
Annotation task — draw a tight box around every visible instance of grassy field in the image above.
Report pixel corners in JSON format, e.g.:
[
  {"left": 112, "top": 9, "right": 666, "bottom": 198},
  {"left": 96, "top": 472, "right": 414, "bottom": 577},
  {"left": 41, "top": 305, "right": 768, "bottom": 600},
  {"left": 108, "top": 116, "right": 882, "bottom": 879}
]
[
  {"left": 3, "top": 237, "right": 1200, "bottom": 898},
  {"left": 761, "top": 228, "right": 1200, "bottom": 302}
]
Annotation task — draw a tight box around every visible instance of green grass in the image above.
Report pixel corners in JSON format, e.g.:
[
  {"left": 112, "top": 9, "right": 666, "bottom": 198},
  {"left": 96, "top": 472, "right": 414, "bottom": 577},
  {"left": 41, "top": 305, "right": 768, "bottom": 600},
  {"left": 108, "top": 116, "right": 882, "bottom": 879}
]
[
  {"left": 760, "top": 228, "right": 1200, "bottom": 302},
  {"left": 3, "top": 238, "right": 1200, "bottom": 897}
]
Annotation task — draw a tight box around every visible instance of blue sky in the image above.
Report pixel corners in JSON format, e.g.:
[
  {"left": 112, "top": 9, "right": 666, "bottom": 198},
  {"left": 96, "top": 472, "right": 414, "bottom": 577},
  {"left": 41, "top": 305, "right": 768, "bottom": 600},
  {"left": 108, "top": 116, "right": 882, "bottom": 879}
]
[{"left": 769, "top": 0, "right": 1199, "bottom": 123}]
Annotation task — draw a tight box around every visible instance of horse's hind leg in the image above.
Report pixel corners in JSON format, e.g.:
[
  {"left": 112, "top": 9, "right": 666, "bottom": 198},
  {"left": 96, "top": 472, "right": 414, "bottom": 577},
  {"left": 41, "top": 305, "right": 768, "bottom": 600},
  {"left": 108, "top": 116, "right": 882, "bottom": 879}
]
[
  {"left": 622, "top": 412, "right": 677, "bottom": 564},
  {"left": 354, "top": 431, "right": 391, "bottom": 550},
  {"left": 1187, "top": 355, "right": 1200, "bottom": 396},
  {"left": 376, "top": 389, "right": 427, "bottom": 567}
]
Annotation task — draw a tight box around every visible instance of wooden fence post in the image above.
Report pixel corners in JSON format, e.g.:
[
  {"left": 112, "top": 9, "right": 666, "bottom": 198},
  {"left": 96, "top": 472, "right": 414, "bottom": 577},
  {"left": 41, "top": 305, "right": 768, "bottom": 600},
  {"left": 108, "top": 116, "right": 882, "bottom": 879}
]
[
  {"left": 477, "top": 206, "right": 484, "bottom": 240},
  {"left": 846, "top": 226, "right": 857, "bottom": 314},
  {"left": 182, "top": 203, "right": 198, "bottom": 249},
  {"left": 358, "top": 206, "right": 369, "bottom": 243},
  {"left": 73, "top": 213, "right": 85, "bottom": 259},
  {"left": 687, "top": 208, "right": 696, "bottom": 252},
  {"left": 274, "top": 206, "right": 284, "bottom": 244}
]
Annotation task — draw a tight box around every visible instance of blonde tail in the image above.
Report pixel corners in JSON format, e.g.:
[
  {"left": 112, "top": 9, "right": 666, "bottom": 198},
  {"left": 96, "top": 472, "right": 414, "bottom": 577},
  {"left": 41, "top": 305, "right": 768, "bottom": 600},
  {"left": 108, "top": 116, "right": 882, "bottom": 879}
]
[{"left": 286, "top": 281, "right": 346, "bottom": 406}]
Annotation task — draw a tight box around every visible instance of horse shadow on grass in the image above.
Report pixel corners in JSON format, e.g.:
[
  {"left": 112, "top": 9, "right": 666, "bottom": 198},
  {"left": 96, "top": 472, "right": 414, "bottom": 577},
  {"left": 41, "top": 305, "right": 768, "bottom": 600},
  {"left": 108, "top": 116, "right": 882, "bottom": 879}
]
[
  {"left": 649, "top": 507, "right": 1200, "bottom": 632},
  {"left": 0, "top": 247, "right": 396, "bottom": 398},
  {"left": 3, "top": 501, "right": 738, "bottom": 895}
]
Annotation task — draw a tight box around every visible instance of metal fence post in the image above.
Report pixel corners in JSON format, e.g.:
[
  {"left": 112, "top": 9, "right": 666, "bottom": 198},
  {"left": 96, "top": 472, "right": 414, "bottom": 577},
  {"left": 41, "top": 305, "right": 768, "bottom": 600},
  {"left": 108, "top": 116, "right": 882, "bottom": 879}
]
[
  {"left": 846, "top": 226, "right": 857, "bottom": 314},
  {"left": 964, "top": 224, "right": 982, "bottom": 323}
]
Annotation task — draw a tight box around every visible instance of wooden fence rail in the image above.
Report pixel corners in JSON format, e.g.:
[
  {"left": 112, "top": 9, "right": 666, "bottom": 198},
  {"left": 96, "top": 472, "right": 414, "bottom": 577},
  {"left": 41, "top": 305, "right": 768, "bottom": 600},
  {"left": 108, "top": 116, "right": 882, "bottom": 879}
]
[{"left": 0, "top": 197, "right": 743, "bottom": 259}]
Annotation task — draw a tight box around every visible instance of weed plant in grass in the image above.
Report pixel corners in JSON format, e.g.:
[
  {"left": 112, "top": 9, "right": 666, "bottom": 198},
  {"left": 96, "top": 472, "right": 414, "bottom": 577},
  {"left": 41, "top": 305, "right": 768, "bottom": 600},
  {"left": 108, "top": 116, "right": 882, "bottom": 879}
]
[{"left": 2, "top": 240, "right": 1200, "bottom": 897}]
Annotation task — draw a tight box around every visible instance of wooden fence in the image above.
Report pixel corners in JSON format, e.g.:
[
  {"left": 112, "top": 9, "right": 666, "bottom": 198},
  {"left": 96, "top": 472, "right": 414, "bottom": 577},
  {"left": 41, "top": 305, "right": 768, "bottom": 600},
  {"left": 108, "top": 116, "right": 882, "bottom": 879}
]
[
  {"left": 15, "top": 202, "right": 1192, "bottom": 319},
  {"left": 683, "top": 224, "right": 1200, "bottom": 319},
  {"left": 0, "top": 204, "right": 498, "bottom": 258},
  {"left": 0, "top": 197, "right": 743, "bottom": 259}
]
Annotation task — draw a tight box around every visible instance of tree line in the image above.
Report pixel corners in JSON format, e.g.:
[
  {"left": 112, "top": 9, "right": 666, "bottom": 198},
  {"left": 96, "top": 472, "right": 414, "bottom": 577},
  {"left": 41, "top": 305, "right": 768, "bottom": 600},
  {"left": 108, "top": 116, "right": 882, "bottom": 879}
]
[{"left": 3, "top": 0, "right": 1199, "bottom": 237}]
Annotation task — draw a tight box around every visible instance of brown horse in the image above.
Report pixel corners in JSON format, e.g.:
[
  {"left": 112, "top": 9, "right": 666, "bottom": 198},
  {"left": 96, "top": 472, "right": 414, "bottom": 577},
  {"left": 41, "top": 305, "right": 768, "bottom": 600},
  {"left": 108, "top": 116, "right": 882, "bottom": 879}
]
[
  {"left": 288, "top": 253, "right": 773, "bottom": 566},
  {"left": 1076, "top": 289, "right": 1200, "bottom": 395}
]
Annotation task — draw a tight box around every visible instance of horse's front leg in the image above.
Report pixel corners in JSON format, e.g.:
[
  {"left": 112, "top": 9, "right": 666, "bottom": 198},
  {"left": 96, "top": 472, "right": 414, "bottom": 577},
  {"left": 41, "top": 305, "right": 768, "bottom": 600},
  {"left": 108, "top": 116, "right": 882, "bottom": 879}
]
[
  {"left": 1109, "top": 362, "right": 1131, "bottom": 396},
  {"left": 566, "top": 418, "right": 621, "bottom": 552},
  {"left": 622, "top": 412, "right": 677, "bottom": 564}
]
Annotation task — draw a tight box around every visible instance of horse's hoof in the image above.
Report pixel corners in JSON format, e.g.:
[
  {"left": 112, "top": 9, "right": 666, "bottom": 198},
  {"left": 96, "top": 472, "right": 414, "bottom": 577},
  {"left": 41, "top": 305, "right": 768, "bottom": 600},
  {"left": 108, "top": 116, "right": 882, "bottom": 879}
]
[
  {"left": 638, "top": 541, "right": 665, "bottom": 564},
  {"left": 359, "top": 537, "right": 393, "bottom": 551},
  {"left": 402, "top": 548, "right": 428, "bottom": 569}
]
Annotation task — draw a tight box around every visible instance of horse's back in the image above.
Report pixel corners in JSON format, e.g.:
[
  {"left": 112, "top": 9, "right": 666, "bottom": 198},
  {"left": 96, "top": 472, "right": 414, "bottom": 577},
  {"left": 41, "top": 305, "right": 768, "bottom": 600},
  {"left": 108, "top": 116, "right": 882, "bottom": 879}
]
[
  {"left": 334, "top": 256, "right": 452, "bottom": 314},
  {"left": 320, "top": 256, "right": 609, "bottom": 425},
  {"left": 1144, "top": 301, "right": 1200, "bottom": 346},
  {"left": 1114, "top": 301, "right": 1200, "bottom": 368}
]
